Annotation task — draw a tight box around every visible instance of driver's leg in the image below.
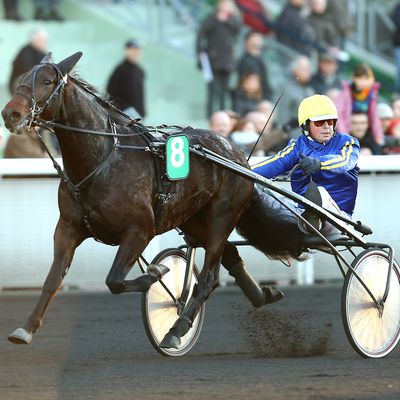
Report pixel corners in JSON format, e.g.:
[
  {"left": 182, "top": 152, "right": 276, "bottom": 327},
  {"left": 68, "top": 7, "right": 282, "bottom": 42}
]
[{"left": 318, "top": 187, "right": 352, "bottom": 236}]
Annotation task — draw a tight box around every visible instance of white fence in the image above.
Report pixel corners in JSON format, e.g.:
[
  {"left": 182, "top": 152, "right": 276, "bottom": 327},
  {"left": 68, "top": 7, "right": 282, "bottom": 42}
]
[{"left": 1, "top": 156, "right": 400, "bottom": 290}]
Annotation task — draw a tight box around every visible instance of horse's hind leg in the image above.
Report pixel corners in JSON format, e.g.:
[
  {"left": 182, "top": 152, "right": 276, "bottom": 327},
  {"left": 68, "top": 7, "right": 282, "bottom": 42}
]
[
  {"left": 160, "top": 203, "right": 241, "bottom": 349},
  {"left": 221, "top": 242, "right": 284, "bottom": 308},
  {"left": 8, "top": 218, "right": 85, "bottom": 345}
]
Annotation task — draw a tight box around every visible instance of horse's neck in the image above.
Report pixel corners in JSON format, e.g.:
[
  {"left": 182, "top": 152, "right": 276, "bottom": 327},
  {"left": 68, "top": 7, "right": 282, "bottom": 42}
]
[{"left": 55, "top": 83, "right": 112, "bottom": 184}]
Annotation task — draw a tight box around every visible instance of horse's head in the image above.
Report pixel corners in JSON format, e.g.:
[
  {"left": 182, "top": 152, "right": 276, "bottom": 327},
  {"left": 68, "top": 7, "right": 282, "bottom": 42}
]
[{"left": 2, "top": 51, "right": 83, "bottom": 134}]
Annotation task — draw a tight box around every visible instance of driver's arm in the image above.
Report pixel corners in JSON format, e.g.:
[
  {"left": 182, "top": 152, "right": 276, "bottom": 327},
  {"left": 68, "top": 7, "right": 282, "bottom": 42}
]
[
  {"left": 319, "top": 137, "right": 360, "bottom": 174},
  {"left": 250, "top": 140, "right": 299, "bottom": 178}
]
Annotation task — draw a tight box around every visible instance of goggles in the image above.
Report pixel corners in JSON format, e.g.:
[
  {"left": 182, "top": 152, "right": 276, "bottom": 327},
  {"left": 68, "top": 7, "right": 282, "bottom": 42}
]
[{"left": 312, "top": 119, "right": 336, "bottom": 127}]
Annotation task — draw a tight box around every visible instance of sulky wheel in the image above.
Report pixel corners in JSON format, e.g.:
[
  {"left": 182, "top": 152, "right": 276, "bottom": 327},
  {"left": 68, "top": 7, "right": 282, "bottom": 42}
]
[
  {"left": 141, "top": 248, "right": 205, "bottom": 357},
  {"left": 342, "top": 249, "right": 400, "bottom": 358}
]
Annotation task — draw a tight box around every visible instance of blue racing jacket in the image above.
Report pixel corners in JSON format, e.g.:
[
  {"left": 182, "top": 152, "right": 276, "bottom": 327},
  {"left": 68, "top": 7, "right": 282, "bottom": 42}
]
[{"left": 251, "top": 133, "right": 360, "bottom": 215}]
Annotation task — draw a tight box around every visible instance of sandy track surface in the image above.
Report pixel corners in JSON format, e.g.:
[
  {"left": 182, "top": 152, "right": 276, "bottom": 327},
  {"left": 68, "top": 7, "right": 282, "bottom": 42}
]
[{"left": 0, "top": 285, "right": 399, "bottom": 400}]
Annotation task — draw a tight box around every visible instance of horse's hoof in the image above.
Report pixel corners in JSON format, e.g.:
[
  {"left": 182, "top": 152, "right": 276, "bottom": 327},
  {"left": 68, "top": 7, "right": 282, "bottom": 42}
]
[
  {"left": 123, "top": 264, "right": 171, "bottom": 293},
  {"left": 8, "top": 328, "right": 32, "bottom": 345},
  {"left": 147, "top": 264, "right": 170, "bottom": 280},
  {"left": 263, "top": 286, "right": 284, "bottom": 305},
  {"left": 159, "top": 332, "right": 181, "bottom": 349}
]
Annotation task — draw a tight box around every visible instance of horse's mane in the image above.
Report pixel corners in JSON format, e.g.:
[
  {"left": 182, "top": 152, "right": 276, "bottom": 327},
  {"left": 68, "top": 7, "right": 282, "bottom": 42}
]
[{"left": 70, "top": 73, "right": 145, "bottom": 133}]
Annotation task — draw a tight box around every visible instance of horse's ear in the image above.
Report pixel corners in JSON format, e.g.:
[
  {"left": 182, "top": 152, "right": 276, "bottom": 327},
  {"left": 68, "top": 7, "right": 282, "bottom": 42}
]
[
  {"left": 56, "top": 52, "right": 83, "bottom": 76},
  {"left": 40, "top": 52, "right": 53, "bottom": 64}
]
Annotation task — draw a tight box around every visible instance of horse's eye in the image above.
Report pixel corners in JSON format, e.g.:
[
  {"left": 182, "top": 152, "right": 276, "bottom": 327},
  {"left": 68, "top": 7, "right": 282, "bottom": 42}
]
[{"left": 44, "top": 80, "right": 52, "bottom": 85}]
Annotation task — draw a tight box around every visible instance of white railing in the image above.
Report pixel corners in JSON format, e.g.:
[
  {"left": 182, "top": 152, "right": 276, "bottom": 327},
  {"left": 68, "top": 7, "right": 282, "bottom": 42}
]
[{"left": 1, "top": 155, "right": 400, "bottom": 175}]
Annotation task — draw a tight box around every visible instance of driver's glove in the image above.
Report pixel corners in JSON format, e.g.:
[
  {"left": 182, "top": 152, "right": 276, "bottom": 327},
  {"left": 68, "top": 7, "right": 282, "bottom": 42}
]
[{"left": 298, "top": 156, "right": 321, "bottom": 176}]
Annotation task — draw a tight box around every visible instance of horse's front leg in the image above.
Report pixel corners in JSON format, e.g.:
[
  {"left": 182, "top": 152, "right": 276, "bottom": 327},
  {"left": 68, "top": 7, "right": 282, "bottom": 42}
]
[
  {"left": 105, "top": 227, "right": 168, "bottom": 294},
  {"left": 8, "top": 218, "right": 85, "bottom": 345}
]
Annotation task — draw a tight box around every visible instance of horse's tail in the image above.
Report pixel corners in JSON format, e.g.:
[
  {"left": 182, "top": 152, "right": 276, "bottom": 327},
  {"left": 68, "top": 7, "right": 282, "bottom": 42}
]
[{"left": 236, "top": 186, "right": 306, "bottom": 261}]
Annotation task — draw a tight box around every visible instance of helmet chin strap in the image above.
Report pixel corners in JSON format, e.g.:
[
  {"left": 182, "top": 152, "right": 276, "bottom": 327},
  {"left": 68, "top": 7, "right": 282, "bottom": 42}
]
[{"left": 301, "top": 122, "right": 310, "bottom": 136}]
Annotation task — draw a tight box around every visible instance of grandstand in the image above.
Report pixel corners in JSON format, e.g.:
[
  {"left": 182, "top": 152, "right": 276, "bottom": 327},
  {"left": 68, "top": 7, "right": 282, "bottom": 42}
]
[{"left": 0, "top": 0, "right": 398, "bottom": 137}]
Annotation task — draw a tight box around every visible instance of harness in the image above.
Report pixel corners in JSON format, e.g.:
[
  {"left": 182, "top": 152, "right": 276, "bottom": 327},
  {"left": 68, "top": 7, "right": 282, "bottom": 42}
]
[{"left": 17, "top": 62, "right": 187, "bottom": 244}]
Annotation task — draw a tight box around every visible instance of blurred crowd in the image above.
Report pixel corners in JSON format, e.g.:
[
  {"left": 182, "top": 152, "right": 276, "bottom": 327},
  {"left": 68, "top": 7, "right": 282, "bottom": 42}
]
[
  {"left": 197, "top": 0, "right": 400, "bottom": 158},
  {"left": 3, "top": 0, "right": 64, "bottom": 21},
  {"left": 1, "top": 0, "right": 400, "bottom": 158}
]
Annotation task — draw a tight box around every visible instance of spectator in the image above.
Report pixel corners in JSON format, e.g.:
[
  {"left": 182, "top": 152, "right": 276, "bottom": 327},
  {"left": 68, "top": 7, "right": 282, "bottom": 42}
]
[
  {"left": 232, "top": 72, "right": 263, "bottom": 116},
  {"left": 209, "top": 110, "right": 232, "bottom": 138},
  {"left": 8, "top": 29, "right": 48, "bottom": 95},
  {"left": 307, "top": 0, "right": 338, "bottom": 52},
  {"left": 33, "top": 0, "right": 64, "bottom": 21},
  {"left": 7, "top": 30, "right": 61, "bottom": 156},
  {"left": 384, "top": 119, "right": 400, "bottom": 154},
  {"left": 349, "top": 112, "right": 381, "bottom": 155},
  {"left": 335, "top": 64, "right": 384, "bottom": 146},
  {"left": 196, "top": 0, "right": 241, "bottom": 117},
  {"left": 377, "top": 102, "right": 394, "bottom": 135},
  {"left": 245, "top": 110, "right": 286, "bottom": 154},
  {"left": 2, "top": 0, "right": 22, "bottom": 20},
  {"left": 310, "top": 52, "right": 342, "bottom": 94},
  {"left": 256, "top": 99, "right": 273, "bottom": 116},
  {"left": 325, "top": 87, "right": 341, "bottom": 104},
  {"left": 223, "top": 109, "right": 240, "bottom": 132},
  {"left": 392, "top": 2, "right": 400, "bottom": 93},
  {"left": 230, "top": 117, "right": 259, "bottom": 155},
  {"left": 392, "top": 95, "right": 400, "bottom": 118},
  {"left": 107, "top": 39, "right": 146, "bottom": 119},
  {"left": 277, "top": 55, "right": 314, "bottom": 139},
  {"left": 325, "top": 0, "right": 353, "bottom": 51},
  {"left": 237, "top": 31, "right": 273, "bottom": 101},
  {"left": 236, "top": 0, "right": 272, "bottom": 34},
  {"left": 275, "top": 0, "right": 314, "bottom": 56},
  {"left": 245, "top": 110, "right": 268, "bottom": 134},
  {"left": 3, "top": 130, "right": 47, "bottom": 158}
]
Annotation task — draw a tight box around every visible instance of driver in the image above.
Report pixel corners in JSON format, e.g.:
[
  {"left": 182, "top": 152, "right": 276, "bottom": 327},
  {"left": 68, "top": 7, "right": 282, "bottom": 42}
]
[{"left": 251, "top": 94, "right": 360, "bottom": 233}]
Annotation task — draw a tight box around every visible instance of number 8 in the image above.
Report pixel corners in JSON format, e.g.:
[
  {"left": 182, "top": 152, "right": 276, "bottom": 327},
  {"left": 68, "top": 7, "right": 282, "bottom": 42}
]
[{"left": 170, "top": 137, "right": 185, "bottom": 168}]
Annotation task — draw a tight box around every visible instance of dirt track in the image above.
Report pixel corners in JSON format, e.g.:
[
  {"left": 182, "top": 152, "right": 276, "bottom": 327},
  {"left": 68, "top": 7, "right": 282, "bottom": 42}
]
[{"left": 0, "top": 285, "right": 399, "bottom": 400}]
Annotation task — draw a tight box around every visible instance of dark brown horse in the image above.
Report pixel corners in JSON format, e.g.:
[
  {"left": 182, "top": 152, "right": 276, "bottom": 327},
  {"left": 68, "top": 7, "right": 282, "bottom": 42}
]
[{"left": 2, "top": 52, "right": 305, "bottom": 349}]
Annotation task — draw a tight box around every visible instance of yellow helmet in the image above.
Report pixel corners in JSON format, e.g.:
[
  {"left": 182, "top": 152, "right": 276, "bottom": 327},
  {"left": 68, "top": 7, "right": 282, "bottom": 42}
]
[{"left": 298, "top": 94, "right": 338, "bottom": 126}]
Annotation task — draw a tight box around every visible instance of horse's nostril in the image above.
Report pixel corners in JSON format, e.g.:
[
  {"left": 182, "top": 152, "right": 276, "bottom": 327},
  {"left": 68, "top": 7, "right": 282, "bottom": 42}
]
[
  {"left": 10, "top": 111, "right": 22, "bottom": 120},
  {"left": 1, "top": 108, "right": 22, "bottom": 128}
]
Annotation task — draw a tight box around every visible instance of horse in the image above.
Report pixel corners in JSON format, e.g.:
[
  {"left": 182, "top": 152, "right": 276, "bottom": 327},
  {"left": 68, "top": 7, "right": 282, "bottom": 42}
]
[{"left": 2, "top": 52, "right": 306, "bottom": 349}]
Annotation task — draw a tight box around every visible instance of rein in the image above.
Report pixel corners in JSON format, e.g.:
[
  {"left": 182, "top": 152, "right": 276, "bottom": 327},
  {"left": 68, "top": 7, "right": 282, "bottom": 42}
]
[{"left": 32, "top": 116, "right": 185, "bottom": 140}]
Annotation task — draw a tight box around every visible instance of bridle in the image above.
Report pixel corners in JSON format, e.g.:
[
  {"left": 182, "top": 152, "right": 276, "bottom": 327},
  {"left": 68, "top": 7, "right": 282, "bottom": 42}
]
[
  {"left": 15, "top": 62, "right": 67, "bottom": 130},
  {"left": 14, "top": 62, "right": 125, "bottom": 185}
]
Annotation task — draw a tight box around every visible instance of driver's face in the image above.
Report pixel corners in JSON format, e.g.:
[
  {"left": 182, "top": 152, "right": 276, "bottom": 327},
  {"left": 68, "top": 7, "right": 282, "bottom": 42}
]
[{"left": 308, "top": 120, "right": 335, "bottom": 143}]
